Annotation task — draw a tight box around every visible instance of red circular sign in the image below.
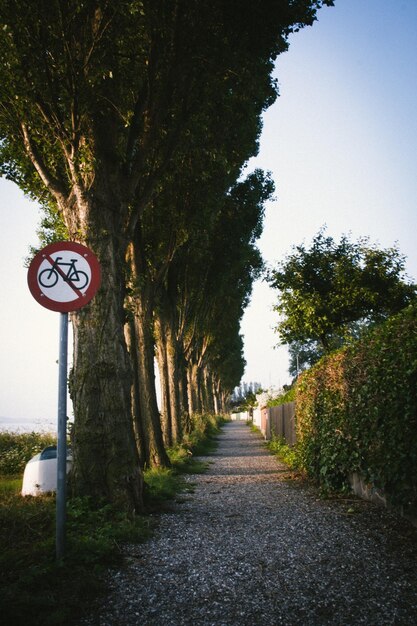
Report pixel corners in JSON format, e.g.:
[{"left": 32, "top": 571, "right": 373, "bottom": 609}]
[{"left": 27, "top": 241, "right": 101, "bottom": 312}]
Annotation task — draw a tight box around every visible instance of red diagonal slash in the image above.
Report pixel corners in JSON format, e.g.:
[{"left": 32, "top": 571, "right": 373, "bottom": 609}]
[{"left": 43, "top": 253, "right": 85, "bottom": 298}]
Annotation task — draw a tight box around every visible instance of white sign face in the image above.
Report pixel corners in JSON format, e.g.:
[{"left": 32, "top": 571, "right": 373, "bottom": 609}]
[
  {"left": 28, "top": 242, "right": 101, "bottom": 312},
  {"left": 37, "top": 250, "right": 92, "bottom": 303}
]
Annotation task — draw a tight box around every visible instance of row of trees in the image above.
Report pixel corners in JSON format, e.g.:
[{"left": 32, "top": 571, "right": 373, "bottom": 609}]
[
  {"left": 269, "top": 229, "right": 416, "bottom": 377},
  {"left": 0, "top": 1, "right": 333, "bottom": 512},
  {"left": 231, "top": 381, "right": 263, "bottom": 405}
]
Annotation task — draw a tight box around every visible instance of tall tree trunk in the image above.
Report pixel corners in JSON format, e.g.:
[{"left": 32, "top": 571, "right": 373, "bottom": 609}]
[
  {"left": 200, "top": 367, "right": 215, "bottom": 414},
  {"left": 70, "top": 225, "right": 143, "bottom": 513},
  {"left": 165, "top": 321, "right": 182, "bottom": 444},
  {"left": 155, "top": 310, "right": 183, "bottom": 445},
  {"left": 155, "top": 317, "right": 173, "bottom": 448},
  {"left": 179, "top": 351, "right": 191, "bottom": 433},
  {"left": 212, "top": 376, "right": 220, "bottom": 415},
  {"left": 128, "top": 243, "right": 170, "bottom": 467},
  {"left": 187, "top": 360, "right": 202, "bottom": 415},
  {"left": 205, "top": 368, "right": 215, "bottom": 414},
  {"left": 125, "top": 317, "right": 147, "bottom": 466}
]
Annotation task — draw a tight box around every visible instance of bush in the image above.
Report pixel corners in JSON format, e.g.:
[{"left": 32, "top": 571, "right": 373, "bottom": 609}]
[
  {"left": 295, "top": 304, "right": 417, "bottom": 506},
  {"left": 267, "top": 435, "right": 300, "bottom": 469},
  {"left": 182, "top": 413, "right": 227, "bottom": 456},
  {"left": 296, "top": 350, "right": 358, "bottom": 493},
  {"left": 0, "top": 431, "right": 56, "bottom": 475}
]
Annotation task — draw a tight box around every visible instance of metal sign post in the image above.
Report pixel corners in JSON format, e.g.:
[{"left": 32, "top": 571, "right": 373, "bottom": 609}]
[
  {"left": 56, "top": 312, "right": 68, "bottom": 561},
  {"left": 28, "top": 241, "right": 101, "bottom": 561}
]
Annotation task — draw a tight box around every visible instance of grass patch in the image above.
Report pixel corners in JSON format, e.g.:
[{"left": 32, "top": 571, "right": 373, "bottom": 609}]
[
  {"left": 0, "top": 475, "right": 22, "bottom": 495},
  {"left": 247, "top": 424, "right": 303, "bottom": 476},
  {"left": 144, "top": 413, "right": 228, "bottom": 508},
  {"left": 167, "top": 446, "right": 209, "bottom": 474},
  {"left": 144, "top": 466, "right": 184, "bottom": 504},
  {"left": 248, "top": 421, "right": 262, "bottom": 435},
  {"left": 0, "top": 481, "right": 152, "bottom": 626},
  {"left": 182, "top": 413, "right": 227, "bottom": 456},
  {"left": 266, "top": 435, "right": 300, "bottom": 470}
]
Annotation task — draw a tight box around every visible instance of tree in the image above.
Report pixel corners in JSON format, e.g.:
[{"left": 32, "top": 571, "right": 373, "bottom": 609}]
[
  {"left": 270, "top": 229, "right": 416, "bottom": 364},
  {"left": 0, "top": 1, "right": 333, "bottom": 510}
]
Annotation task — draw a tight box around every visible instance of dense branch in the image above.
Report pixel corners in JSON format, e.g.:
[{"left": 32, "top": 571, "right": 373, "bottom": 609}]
[{"left": 20, "top": 122, "right": 67, "bottom": 204}]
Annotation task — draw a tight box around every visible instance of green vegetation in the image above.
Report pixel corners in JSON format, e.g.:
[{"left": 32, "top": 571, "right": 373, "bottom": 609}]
[
  {"left": 267, "top": 387, "right": 296, "bottom": 407},
  {"left": 0, "top": 0, "right": 333, "bottom": 510},
  {"left": 0, "top": 485, "right": 151, "bottom": 626},
  {"left": 0, "top": 431, "right": 56, "bottom": 475},
  {"left": 146, "top": 413, "right": 227, "bottom": 504},
  {"left": 266, "top": 435, "right": 300, "bottom": 470},
  {"left": 269, "top": 229, "right": 416, "bottom": 376},
  {"left": 249, "top": 422, "right": 300, "bottom": 473},
  {"left": 0, "top": 414, "right": 224, "bottom": 625},
  {"left": 295, "top": 304, "right": 417, "bottom": 506}
]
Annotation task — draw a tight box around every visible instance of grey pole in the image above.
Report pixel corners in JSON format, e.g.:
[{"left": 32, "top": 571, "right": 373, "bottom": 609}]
[{"left": 56, "top": 312, "right": 68, "bottom": 561}]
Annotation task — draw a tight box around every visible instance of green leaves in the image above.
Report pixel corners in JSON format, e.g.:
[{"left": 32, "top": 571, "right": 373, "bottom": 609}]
[
  {"left": 269, "top": 229, "right": 416, "bottom": 368},
  {"left": 295, "top": 304, "right": 417, "bottom": 507}
]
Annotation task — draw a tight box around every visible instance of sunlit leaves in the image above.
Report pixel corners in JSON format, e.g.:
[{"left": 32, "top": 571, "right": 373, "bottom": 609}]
[
  {"left": 269, "top": 228, "right": 416, "bottom": 354},
  {"left": 295, "top": 304, "right": 417, "bottom": 506}
]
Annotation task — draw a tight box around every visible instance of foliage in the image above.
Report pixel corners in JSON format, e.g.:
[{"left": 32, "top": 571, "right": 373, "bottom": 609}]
[
  {"left": 295, "top": 304, "right": 417, "bottom": 506},
  {"left": 288, "top": 339, "right": 326, "bottom": 378},
  {"left": 0, "top": 485, "right": 151, "bottom": 626},
  {"left": 26, "top": 205, "right": 69, "bottom": 265},
  {"left": 296, "top": 350, "right": 355, "bottom": 493},
  {"left": 266, "top": 435, "right": 300, "bottom": 470},
  {"left": 0, "top": 0, "right": 335, "bottom": 504},
  {"left": 267, "top": 386, "right": 296, "bottom": 406},
  {"left": 0, "top": 431, "right": 56, "bottom": 475},
  {"left": 183, "top": 413, "right": 227, "bottom": 456},
  {"left": 269, "top": 229, "right": 416, "bottom": 361},
  {"left": 144, "top": 412, "right": 225, "bottom": 505},
  {"left": 143, "top": 467, "right": 184, "bottom": 505}
]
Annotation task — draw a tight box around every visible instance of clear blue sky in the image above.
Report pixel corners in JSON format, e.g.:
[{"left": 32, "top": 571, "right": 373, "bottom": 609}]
[
  {"left": 242, "top": 0, "right": 417, "bottom": 388},
  {"left": 1, "top": 0, "right": 417, "bottom": 427}
]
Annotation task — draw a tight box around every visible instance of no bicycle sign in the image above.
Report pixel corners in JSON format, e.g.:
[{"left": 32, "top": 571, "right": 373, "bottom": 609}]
[
  {"left": 27, "top": 241, "right": 101, "bottom": 560},
  {"left": 27, "top": 241, "right": 101, "bottom": 312}
]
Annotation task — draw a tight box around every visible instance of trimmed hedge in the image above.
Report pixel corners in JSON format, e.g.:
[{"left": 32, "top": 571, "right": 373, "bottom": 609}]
[{"left": 295, "top": 304, "right": 417, "bottom": 507}]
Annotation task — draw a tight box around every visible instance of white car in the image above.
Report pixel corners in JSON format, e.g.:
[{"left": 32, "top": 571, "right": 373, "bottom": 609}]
[{"left": 21, "top": 445, "right": 72, "bottom": 496}]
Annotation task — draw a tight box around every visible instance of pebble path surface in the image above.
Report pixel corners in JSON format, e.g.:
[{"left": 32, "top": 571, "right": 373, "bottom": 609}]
[{"left": 84, "top": 420, "right": 417, "bottom": 625}]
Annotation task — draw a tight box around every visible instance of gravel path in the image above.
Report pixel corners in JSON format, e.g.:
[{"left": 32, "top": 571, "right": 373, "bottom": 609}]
[{"left": 85, "top": 421, "right": 417, "bottom": 625}]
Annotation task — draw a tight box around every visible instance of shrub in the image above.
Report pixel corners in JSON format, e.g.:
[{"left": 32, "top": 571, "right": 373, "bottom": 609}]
[
  {"left": 267, "top": 435, "right": 300, "bottom": 469},
  {"left": 182, "top": 413, "right": 226, "bottom": 456},
  {"left": 0, "top": 431, "right": 56, "bottom": 475},
  {"left": 295, "top": 304, "right": 417, "bottom": 506}
]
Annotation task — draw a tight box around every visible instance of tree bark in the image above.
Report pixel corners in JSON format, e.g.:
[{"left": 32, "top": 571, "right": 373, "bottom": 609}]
[
  {"left": 178, "top": 351, "right": 191, "bottom": 433},
  {"left": 70, "top": 223, "right": 143, "bottom": 513},
  {"left": 128, "top": 243, "right": 170, "bottom": 468},
  {"left": 155, "top": 316, "right": 173, "bottom": 448},
  {"left": 156, "top": 303, "right": 183, "bottom": 445},
  {"left": 125, "top": 317, "right": 148, "bottom": 466},
  {"left": 187, "top": 360, "right": 202, "bottom": 415}
]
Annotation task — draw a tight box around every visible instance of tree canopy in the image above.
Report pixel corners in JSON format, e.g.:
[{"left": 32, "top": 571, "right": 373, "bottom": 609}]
[
  {"left": 269, "top": 229, "right": 416, "bottom": 373},
  {"left": 1, "top": 0, "right": 334, "bottom": 510}
]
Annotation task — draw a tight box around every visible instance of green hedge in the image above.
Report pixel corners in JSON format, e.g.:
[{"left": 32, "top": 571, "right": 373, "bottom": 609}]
[{"left": 295, "top": 304, "right": 417, "bottom": 507}]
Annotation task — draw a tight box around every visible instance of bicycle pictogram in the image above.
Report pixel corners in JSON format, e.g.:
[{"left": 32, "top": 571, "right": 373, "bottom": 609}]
[{"left": 39, "top": 257, "right": 89, "bottom": 290}]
